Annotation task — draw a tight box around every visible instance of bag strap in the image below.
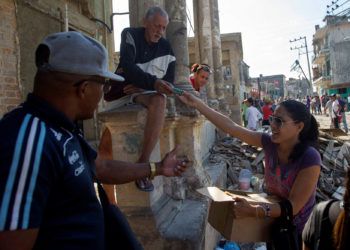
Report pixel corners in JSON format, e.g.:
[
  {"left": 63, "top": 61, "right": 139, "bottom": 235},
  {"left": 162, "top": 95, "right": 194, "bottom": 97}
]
[
  {"left": 314, "top": 200, "right": 337, "bottom": 250},
  {"left": 278, "top": 199, "right": 293, "bottom": 222}
]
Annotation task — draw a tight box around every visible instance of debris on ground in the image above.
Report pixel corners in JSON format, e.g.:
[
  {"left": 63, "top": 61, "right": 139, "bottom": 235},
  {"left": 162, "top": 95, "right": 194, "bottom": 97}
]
[
  {"left": 209, "top": 132, "right": 350, "bottom": 249},
  {"left": 209, "top": 132, "right": 350, "bottom": 202}
]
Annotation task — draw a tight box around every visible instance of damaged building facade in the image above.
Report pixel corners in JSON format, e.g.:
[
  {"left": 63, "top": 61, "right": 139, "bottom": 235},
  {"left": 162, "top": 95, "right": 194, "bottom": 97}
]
[
  {"left": 0, "top": 0, "right": 247, "bottom": 249},
  {"left": 313, "top": 15, "right": 350, "bottom": 97}
]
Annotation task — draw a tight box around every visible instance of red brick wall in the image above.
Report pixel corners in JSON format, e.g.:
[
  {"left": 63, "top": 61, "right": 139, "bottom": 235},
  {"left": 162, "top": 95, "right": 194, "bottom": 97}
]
[{"left": 0, "top": 0, "right": 21, "bottom": 116}]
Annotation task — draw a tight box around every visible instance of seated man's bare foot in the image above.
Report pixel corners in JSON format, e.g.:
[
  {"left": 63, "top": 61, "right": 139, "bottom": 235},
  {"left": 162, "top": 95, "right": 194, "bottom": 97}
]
[{"left": 135, "top": 178, "right": 154, "bottom": 192}]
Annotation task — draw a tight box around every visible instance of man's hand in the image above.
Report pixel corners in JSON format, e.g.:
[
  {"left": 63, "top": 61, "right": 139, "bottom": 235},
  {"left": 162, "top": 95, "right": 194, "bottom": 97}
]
[
  {"left": 123, "top": 84, "right": 144, "bottom": 95},
  {"left": 177, "top": 91, "right": 199, "bottom": 108},
  {"left": 157, "top": 146, "right": 188, "bottom": 177},
  {"left": 154, "top": 79, "right": 173, "bottom": 95},
  {"left": 0, "top": 229, "right": 38, "bottom": 250}
]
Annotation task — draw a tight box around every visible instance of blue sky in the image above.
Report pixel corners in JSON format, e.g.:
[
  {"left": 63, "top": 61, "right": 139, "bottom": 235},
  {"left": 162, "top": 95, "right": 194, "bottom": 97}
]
[{"left": 112, "top": 0, "right": 333, "bottom": 79}]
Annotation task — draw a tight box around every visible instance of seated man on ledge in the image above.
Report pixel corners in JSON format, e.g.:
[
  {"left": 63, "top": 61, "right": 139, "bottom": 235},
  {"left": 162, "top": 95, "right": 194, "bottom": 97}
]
[
  {"left": 104, "top": 6, "right": 176, "bottom": 192},
  {"left": 0, "top": 31, "right": 187, "bottom": 250}
]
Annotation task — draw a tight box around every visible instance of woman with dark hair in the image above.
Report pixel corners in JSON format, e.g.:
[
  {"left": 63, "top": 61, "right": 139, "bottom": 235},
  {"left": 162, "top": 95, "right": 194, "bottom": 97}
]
[
  {"left": 178, "top": 93, "right": 321, "bottom": 247},
  {"left": 302, "top": 168, "right": 350, "bottom": 250},
  {"left": 189, "top": 63, "right": 212, "bottom": 92}
]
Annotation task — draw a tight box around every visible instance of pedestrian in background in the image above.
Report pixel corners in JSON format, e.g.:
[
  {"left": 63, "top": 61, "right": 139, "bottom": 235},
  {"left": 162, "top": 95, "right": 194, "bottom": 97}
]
[
  {"left": 331, "top": 94, "right": 340, "bottom": 129},
  {"left": 306, "top": 95, "right": 311, "bottom": 111},
  {"left": 262, "top": 98, "right": 273, "bottom": 126},
  {"left": 241, "top": 99, "right": 248, "bottom": 127},
  {"left": 315, "top": 96, "right": 322, "bottom": 115},
  {"left": 246, "top": 97, "right": 262, "bottom": 131},
  {"left": 337, "top": 95, "right": 348, "bottom": 133},
  {"left": 324, "top": 96, "right": 333, "bottom": 116}
]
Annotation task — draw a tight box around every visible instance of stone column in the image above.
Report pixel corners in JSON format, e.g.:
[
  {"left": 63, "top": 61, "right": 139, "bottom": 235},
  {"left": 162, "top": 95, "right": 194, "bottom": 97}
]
[
  {"left": 165, "top": 0, "right": 196, "bottom": 116},
  {"left": 193, "top": 0, "right": 216, "bottom": 101},
  {"left": 210, "top": 0, "right": 229, "bottom": 115},
  {"left": 128, "top": 0, "right": 164, "bottom": 27}
]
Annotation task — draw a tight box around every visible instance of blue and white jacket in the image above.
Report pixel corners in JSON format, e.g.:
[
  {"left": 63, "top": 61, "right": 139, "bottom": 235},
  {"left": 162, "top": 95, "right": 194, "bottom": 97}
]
[{"left": 117, "top": 27, "right": 176, "bottom": 89}]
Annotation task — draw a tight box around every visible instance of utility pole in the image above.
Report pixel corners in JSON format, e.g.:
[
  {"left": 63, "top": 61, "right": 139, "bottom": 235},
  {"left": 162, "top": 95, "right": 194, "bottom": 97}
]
[
  {"left": 257, "top": 76, "right": 261, "bottom": 99},
  {"left": 291, "top": 60, "right": 311, "bottom": 95},
  {"left": 290, "top": 36, "right": 313, "bottom": 93}
]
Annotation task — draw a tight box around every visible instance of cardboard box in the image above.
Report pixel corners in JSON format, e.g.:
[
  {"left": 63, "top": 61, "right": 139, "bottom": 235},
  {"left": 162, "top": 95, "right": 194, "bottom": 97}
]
[{"left": 197, "top": 187, "right": 277, "bottom": 242}]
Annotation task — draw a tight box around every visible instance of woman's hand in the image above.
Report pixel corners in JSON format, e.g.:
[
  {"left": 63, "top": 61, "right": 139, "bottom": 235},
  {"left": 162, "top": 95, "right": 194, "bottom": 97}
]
[
  {"left": 177, "top": 91, "right": 200, "bottom": 108},
  {"left": 232, "top": 197, "right": 255, "bottom": 218},
  {"left": 157, "top": 146, "right": 189, "bottom": 177}
]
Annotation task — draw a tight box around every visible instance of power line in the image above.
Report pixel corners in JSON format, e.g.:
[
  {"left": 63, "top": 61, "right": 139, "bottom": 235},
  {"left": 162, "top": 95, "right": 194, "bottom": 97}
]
[
  {"left": 326, "top": 0, "right": 350, "bottom": 15},
  {"left": 186, "top": 4, "right": 194, "bottom": 36}
]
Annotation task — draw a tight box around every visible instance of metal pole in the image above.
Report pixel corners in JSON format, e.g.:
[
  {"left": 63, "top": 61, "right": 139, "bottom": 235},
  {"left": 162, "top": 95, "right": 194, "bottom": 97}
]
[
  {"left": 304, "top": 37, "right": 312, "bottom": 93},
  {"left": 258, "top": 76, "right": 261, "bottom": 99},
  {"left": 64, "top": 2, "right": 69, "bottom": 31}
]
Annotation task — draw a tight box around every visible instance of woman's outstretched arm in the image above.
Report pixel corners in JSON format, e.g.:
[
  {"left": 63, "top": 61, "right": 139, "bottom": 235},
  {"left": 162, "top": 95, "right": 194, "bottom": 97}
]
[{"left": 178, "top": 91, "right": 263, "bottom": 147}]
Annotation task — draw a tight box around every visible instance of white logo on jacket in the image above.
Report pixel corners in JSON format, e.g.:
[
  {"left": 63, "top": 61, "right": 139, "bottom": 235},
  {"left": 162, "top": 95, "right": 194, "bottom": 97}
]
[
  {"left": 50, "top": 128, "right": 62, "bottom": 141},
  {"left": 75, "top": 161, "right": 85, "bottom": 176},
  {"left": 68, "top": 150, "right": 80, "bottom": 165}
]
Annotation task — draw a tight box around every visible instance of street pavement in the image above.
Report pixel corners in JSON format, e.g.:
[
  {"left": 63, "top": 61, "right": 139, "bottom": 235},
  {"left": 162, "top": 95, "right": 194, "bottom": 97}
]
[{"left": 312, "top": 111, "right": 350, "bottom": 141}]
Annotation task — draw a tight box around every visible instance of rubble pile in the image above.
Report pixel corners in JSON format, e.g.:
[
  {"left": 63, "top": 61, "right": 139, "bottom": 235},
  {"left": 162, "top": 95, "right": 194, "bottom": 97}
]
[
  {"left": 209, "top": 137, "right": 265, "bottom": 192},
  {"left": 208, "top": 133, "right": 350, "bottom": 202},
  {"left": 318, "top": 133, "right": 350, "bottom": 201}
]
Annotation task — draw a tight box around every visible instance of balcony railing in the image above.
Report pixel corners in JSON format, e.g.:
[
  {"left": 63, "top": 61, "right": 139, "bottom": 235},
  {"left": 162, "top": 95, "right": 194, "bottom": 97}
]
[
  {"left": 313, "top": 75, "right": 331, "bottom": 88},
  {"left": 312, "top": 46, "right": 330, "bottom": 64}
]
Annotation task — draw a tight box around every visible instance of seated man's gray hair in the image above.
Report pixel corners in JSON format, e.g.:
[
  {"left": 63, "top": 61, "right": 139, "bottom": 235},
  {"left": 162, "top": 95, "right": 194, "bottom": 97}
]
[{"left": 145, "top": 6, "right": 168, "bottom": 20}]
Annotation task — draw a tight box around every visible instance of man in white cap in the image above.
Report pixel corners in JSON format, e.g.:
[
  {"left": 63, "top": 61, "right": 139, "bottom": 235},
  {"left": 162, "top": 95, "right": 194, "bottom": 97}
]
[{"left": 0, "top": 31, "right": 187, "bottom": 250}]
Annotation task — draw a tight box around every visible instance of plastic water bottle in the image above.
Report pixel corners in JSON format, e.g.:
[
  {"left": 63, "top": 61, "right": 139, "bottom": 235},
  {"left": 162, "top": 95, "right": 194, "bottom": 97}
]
[
  {"left": 239, "top": 169, "right": 252, "bottom": 191},
  {"left": 224, "top": 241, "right": 240, "bottom": 250}
]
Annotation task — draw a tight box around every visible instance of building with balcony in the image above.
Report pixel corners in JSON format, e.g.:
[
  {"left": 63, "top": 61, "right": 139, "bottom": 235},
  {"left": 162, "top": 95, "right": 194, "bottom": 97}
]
[
  {"left": 312, "top": 15, "right": 350, "bottom": 98},
  {"left": 239, "top": 60, "right": 251, "bottom": 100}
]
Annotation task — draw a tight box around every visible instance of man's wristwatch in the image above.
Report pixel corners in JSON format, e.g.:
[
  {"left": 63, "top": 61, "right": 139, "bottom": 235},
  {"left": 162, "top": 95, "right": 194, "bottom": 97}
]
[{"left": 149, "top": 162, "right": 156, "bottom": 180}]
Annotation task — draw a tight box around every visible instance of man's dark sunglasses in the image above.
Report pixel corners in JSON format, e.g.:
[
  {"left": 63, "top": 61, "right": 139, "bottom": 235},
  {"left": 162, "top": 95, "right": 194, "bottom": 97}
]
[{"left": 74, "top": 78, "right": 112, "bottom": 94}]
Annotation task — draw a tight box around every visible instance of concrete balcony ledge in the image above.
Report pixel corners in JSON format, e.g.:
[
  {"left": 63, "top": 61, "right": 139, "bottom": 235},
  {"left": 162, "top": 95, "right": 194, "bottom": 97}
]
[
  {"left": 313, "top": 75, "right": 332, "bottom": 87},
  {"left": 98, "top": 104, "right": 147, "bottom": 124}
]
